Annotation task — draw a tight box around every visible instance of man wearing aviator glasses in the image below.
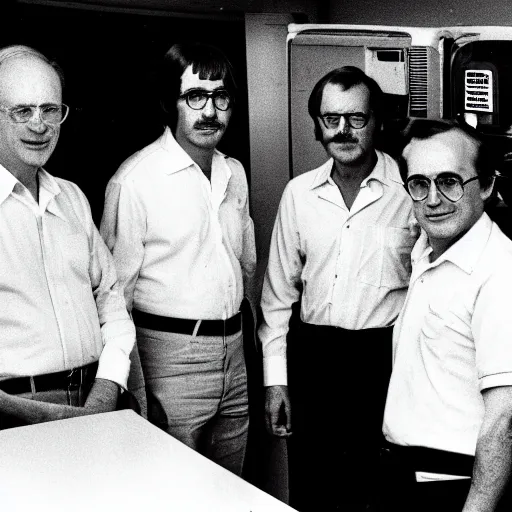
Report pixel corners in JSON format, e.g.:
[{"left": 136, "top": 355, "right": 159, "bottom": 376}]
[
  {"left": 101, "top": 42, "right": 256, "bottom": 476},
  {"left": 0, "top": 45, "right": 136, "bottom": 428},
  {"left": 379, "top": 120, "right": 512, "bottom": 511},
  {"left": 259, "top": 66, "right": 416, "bottom": 511}
]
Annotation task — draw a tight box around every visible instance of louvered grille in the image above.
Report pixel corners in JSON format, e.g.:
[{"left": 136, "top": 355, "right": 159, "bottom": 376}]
[{"left": 409, "top": 47, "right": 428, "bottom": 117}]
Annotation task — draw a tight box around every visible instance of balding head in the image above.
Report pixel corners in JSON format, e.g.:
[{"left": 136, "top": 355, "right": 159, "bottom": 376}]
[
  {"left": 0, "top": 45, "right": 64, "bottom": 89},
  {"left": 0, "top": 46, "right": 63, "bottom": 176}
]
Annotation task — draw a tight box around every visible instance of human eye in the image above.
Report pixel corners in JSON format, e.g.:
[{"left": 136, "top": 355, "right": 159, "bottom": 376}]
[
  {"left": 11, "top": 106, "right": 33, "bottom": 121},
  {"left": 41, "top": 104, "right": 61, "bottom": 115},
  {"left": 437, "top": 175, "right": 461, "bottom": 189},
  {"left": 348, "top": 113, "right": 368, "bottom": 128},
  {"left": 215, "top": 90, "right": 229, "bottom": 100},
  {"left": 410, "top": 177, "right": 429, "bottom": 187},
  {"left": 186, "top": 90, "right": 208, "bottom": 103},
  {"left": 322, "top": 115, "right": 340, "bottom": 127}
]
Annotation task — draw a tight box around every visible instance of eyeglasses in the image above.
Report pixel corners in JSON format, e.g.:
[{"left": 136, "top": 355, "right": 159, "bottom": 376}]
[
  {"left": 179, "top": 89, "right": 231, "bottom": 111},
  {"left": 0, "top": 103, "right": 69, "bottom": 125},
  {"left": 319, "top": 112, "right": 371, "bottom": 130},
  {"left": 406, "top": 173, "right": 480, "bottom": 202}
]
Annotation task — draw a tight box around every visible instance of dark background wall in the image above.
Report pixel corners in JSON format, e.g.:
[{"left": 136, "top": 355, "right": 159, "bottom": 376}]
[
  {"left": 328, "top": 0, "right": 512, "bottom": 26},
  {"left": 3, "top": 2, "right": 249, "bottom": 226}
]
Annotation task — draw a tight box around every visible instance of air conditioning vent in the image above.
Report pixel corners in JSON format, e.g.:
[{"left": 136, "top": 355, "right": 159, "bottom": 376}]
[{"left": 409, "top": 47, "right": 428, "bottom": 117}]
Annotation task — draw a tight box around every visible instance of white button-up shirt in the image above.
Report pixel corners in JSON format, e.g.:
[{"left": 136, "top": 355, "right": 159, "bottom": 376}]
[
  {"left": 259, "top": 151, "right": 416, "bottom": 386},
  {"left": 100, "top": 127, "right": 256, "bottom": 321},
  {"left": 0, "top": 165, "right": 135, "bottom": 388},
  {"left": 383, "top": 214, "right": 512, "bottom": 456}
]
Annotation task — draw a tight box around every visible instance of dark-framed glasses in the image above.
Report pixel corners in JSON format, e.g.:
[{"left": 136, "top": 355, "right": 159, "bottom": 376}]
[
  {"left": 406, "top": 172, "right": 480, "bottom": 202},
  {"left": 179, "top": 89, "right": 231, "bottom": 111},
  {"left": 0, "top": 103, "right": 69, "bottom": 125},
  {"left": 319, "top": 112, "right": 371, "bottom": 130}
]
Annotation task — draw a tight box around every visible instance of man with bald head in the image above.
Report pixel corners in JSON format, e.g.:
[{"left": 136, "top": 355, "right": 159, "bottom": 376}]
[
  {"left": 378, "top": 120, "right": 512, "bottom": 511},
  {"left": 0, "top": 45, "right": 136, "bottom": 428}
]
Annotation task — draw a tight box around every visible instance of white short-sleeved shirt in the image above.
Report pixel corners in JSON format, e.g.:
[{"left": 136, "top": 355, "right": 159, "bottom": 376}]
[{"left": 384, "top": 213, "right": 512, "bottom": 455}]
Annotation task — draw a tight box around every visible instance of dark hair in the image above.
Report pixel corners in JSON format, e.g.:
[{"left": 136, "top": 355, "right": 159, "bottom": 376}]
[
  {"left": 158, "top": 42, "right": 237, "bottom": 132},
  {"left": 0, "top": 45, "right": 65, "bottom": 90},
  {"left": 398, "top": 119, "right": 496, "bottom": 189},
  {"left": 308, "top": 66, "right": 384, "bottom": 141}
]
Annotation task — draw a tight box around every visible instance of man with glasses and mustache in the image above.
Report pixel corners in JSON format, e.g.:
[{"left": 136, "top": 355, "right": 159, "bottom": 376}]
[
  {"left": 259, "top": 66, "right": 416, "bottom": 511},
  {"left": 101, "top": 42, "right": 256, "bottom": 476},
  {"left": 0, "top": 45, "right": 136, "bottom": 428},
  {"left": 378, "top": 119, "right": 512, "bottom": 512}
]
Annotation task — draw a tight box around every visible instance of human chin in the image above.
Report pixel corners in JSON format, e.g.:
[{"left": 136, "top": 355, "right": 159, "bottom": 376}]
[
  {"left": 193, "top": 128, "right": 224, "bottom": 148},
  {"left": 326, "top": 141, "right": 363, "bottom": 163},
  {"left": 19, "top": 137, "right": 58, "bottom": 168}
]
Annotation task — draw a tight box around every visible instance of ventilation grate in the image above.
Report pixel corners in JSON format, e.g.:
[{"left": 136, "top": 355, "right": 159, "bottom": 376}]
[{"left": 409, "top": 47, "right": 428, "bottom": 118}]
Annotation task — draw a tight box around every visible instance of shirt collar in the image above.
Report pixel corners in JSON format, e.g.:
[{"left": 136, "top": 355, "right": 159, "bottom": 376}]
[
  {"left": 0, "top": 163, "right": 66, "bottom": 218},
  {"left": 310, "top": 150, "right": 403, "bottom": 190},
  {"left": 0, "top": 163, "right": 18, "bottom": 206},
  {"left": 159, "top": 126, "right": 228, "bottom": 175},
  {"left": 37, "top": 168, "right": 66, "bottom": 218},
  {"left": 413, "top": 213, "right": 492, "bottom": 274}
]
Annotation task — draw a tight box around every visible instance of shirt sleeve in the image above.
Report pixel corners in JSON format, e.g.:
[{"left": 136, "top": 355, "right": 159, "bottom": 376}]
[
  {"left": 473, "top": 269, "right": 512, "bottom": 391},
  {"left": 100, "top": 179, "right": 146, "bottom": 312},
  {"left": 240, "top": 169, "right": 257, "bottom": 315},
  {"left": 70, "top": 185, "right": 136, "bottom": 390},
  {"left": 90, "top": 227, "right": 136, "bottom": 389},
  {"left": 259, "top": 183, "right": 303, "bottom": 386}
]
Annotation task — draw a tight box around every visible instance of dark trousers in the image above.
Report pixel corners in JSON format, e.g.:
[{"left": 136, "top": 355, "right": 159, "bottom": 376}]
[
  {"left": 286, "top": 318, "right": 393, "bottom": 512},
  {"left": 373, "top": 443, "right": 512, "bottom": 512}
]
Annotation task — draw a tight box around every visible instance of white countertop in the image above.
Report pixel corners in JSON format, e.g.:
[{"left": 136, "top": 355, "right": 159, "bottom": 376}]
[{"left": 0, "top": 410, "right": 295, "bottom": 512}]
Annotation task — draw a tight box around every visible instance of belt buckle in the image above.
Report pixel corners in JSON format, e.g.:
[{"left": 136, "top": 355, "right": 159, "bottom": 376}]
[{"left": 66, "top": 367, "right": 83, "bottom": 406}]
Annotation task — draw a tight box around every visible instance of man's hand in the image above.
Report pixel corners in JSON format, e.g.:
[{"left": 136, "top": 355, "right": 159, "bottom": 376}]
[
  {"left": 84, "top": 378, "right": 119, "bottom": 413},
  {"left": 265, "top": 385, "right": 292, "bottom": 437}
]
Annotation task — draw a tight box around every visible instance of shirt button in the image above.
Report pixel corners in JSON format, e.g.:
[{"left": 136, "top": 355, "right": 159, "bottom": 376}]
[{"left": 346, "top": 225, "right": 350, "bottom": 229}]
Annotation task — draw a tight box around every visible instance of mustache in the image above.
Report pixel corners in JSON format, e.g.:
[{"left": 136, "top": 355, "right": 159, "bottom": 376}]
[
  {"left": 323, "top": 133, "right": 358, "bottom": 144},
  {"left": 194, "top": 121, "right": 225, "bottom": 130}
]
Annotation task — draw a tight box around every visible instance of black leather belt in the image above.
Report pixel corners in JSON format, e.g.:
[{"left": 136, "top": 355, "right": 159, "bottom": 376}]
[
  {"left": 132, "top": 309, "right": 242, "bottom": 337},
  {"left": 382, "top": 442, "right": 475, "bottom": 477},
  {"left": 0, "top": 362, "right": 98, "bottom": 395}
]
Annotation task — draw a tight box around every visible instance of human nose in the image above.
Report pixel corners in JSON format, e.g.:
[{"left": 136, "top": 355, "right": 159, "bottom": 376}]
[
  {"left": 27, "top": 107, "right": 48, "bottom": 132},
  {"left": 202, "top": 96, "right": 216, "bottom": 118},
  {"left": 426, "top": 179, "right": 442, "bottom": 206},
  {"left": 336, "top": 115, "right": 350, "bottom": 133}
]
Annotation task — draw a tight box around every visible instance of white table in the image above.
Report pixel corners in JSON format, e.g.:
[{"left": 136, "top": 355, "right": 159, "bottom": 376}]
[{"left": 0, "top": 410, "right": 295, "bottom": 511}]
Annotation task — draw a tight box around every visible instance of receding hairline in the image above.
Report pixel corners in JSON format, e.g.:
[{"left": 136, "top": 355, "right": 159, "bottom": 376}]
[
  {"left": 403, "top": 127, "right": 480, "bottom": 172},
  {"left": 0, "top": 46, "right": 63, "bottom": 90}
]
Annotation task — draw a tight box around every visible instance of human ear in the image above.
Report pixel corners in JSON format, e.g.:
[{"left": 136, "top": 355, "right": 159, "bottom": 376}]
[{"left": 480, "top": 175, "right": 496, "bottom": 202}]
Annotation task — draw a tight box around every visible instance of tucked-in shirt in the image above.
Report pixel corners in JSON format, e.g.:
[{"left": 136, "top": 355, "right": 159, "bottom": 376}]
[
  {"left": 383, "top": 214, "right": 512, "bottom": 456},
  {"left": 259, "top": 151, "right": 416, "bottom": 386},
  {"left": 100, "top": 127, "right": 256, "bottom": 320},
  {"left": 0, "top": 165, "right": 135, "bottom": 388}
]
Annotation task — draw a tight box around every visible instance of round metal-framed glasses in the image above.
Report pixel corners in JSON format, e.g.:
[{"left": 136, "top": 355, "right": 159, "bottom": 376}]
[
  {"left": 0, "top": 103, "right": 69, "bottom": 125},
  {"left": 406, "top": 173, "right": 480, "bottom": 202}
]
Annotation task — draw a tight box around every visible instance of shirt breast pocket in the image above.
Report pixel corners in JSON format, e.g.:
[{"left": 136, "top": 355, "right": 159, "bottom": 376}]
[{"left": 358, "top": 226, "right": 416, "bottom": 289}]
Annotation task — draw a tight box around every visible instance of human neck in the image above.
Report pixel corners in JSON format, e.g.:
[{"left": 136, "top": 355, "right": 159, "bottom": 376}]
[
  {"left": 428, "top": 218, "right": 481, "bottom": 263},
  {"left": 9, "top": 165, "right": 39, "bottom": 202},
  {"left": 176, "top": 136, "right": 214, "bottom": 176}
]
